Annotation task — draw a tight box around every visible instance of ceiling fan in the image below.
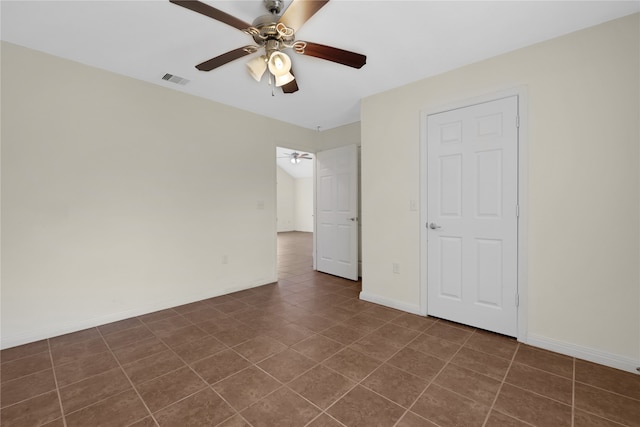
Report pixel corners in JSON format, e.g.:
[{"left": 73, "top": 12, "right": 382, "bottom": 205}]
[
  {"left": 169, "top": 0, "right": 367, "bottom": 94},
  {"left": 279, "top": 151, "right": 313, "bottom": 164}
]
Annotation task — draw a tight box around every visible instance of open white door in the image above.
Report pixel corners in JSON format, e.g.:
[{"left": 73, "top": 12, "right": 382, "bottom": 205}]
[
  {"left": 427, "top": 96, "right": 519, "bottom": 336},
  {"left": 315, "top": 145, "right": 359, "bottom": 281}
]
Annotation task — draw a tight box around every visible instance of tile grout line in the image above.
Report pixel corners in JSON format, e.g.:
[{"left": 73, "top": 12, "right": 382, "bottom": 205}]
[
  {"left": 480, "top": 339, "right": 520, "bottom": 427},
  {"left": 116, "top": 273, "right": 365, "bottom": 426},
  {"left": 8, "top": 304, "right": 502, "bottom": 426},
  {"left": 47, "top": 338, "right": 69, "bottom": 427},
  {"left": 162, "top": 335, "right": 259, "bottom": 427},
  {"left": 304, "top": 413, "right": 348, "bottom": 427},
  {"left": 571, "top": 357, "right": 576, "bottom": 427},
  {"left": 494, "top": 375, "right": 579, "bottom": 407},
  {"left": 566, "top": 364, "right": 636, "bottom": 427},
  {"left": 0, "top": 372, "right": 61, "bottom": 408},
  {"left": 390, "top": 322, "right": 477, "bottom": 427},
  {"left": 572, "top": 380, "right": 640, "bottom": 402},
  {"left": 229, "top": 299, "right": 333, "bottom": 424},
  {"left": 276, "top": 246, "right": 395, "bottom": 423},
  {"left": 573, "top": 410, "right": 632, "bottom": 427},
  {"left": 256, "top": 310, "right": 406, "bottom": 426},
  {"left": 313, "top": 315, "right": 476, "bottom": 426},
  {"left": 221, "top": 348, "right": 324, "bottom": 426},
  {"left": 132, "top": 312, "right": 245, "bottom": 426},
  {"left": 96, "top": 325, "right": 161, "bottom": 427}
]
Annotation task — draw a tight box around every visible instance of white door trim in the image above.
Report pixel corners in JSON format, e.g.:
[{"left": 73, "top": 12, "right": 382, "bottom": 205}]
[{"left": 419, "top": 86, "right": 529, "bottom": 342}]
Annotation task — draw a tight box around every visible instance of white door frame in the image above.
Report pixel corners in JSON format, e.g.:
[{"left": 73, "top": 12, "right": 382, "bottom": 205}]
[{"left": 419, "top": 87, "right": 529, "bottom": 342}]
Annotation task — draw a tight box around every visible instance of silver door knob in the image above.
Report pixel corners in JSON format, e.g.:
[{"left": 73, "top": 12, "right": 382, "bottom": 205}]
[{"left": 429, "top": 222, "right": 442, "bottom": 229}]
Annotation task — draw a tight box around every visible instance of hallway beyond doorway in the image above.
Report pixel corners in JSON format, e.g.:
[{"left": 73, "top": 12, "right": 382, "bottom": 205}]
[{"left": 277, "top": 232, "right": 314, "bottom": 279}]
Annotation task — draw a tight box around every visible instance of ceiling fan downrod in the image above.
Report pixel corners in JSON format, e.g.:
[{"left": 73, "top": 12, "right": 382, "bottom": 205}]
[{"left": 264, "top": 0, "right": 283, "bottom": 15}]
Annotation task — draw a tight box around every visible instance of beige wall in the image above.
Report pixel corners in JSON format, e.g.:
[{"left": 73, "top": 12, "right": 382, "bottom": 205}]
[
  {"left": 276, "top": 167, "right": 313, "bottom": 233},
  {"left": 317, "top": 122, "right": 361, "bottom": 150},
  {"left": 294, "top": 177, "right": 313, "bottom": 232},
  {"left": 361, "top": 14, "right": 639, "bottom": 369},
  {"left": 276, "top": 166, "right": 295, "bottom": 232},
  {"left": 1, "top": 42, "right": 316, "bottom": 348}
]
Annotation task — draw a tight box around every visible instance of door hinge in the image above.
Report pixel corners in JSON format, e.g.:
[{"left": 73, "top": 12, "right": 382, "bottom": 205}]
[
  {"left": 515, "top": 293, "right": 520, "bottom": 307},
  {"left": 515, "top": 115, "right": 520, "bottom": 128},
  {"left": 516, "top": 205, "right": 519, "bottom": 217}
]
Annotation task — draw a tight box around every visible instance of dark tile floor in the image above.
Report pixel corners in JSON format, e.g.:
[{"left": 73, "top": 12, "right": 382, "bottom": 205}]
[{"left": 1, "top": 231, "right": 639, "bottom": 426}]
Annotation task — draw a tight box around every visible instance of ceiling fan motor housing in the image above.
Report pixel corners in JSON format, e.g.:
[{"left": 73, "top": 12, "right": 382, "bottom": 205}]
[{"left": 251, "top": 14, "right": 295, "bottom": 48}]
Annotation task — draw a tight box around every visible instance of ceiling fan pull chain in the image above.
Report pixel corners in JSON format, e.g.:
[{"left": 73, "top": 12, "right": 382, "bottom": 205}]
[{"left": 268, "top": 72, "right": 275, "bottom": 96}]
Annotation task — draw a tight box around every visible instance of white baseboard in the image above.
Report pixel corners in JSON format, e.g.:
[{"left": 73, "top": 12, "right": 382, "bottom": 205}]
[
  {"left": 1, "top": 277, "right": 276, "bottom": 350},
  {"left": 527, "top": 333, "right": 639, "bottom": 374},
  {"left": 359, "top": 291, "right": 422, "bottom": 315},
  {"left": 359, "top": 293, "right": 639, "bottom": 375}
]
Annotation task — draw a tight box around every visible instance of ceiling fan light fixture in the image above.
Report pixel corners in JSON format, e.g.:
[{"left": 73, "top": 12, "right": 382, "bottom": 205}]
[
  {"left": 274, "top": 72, "right": 295, "bottom": 87},
  {"left": 247, "top": 55, "right": 267, "bottom": 81},
  {"left": 268, "top": 51, "right": 292, "bottom": 77},
  {"left": 290, "top": 156, "right": 301, "bottom": 164}
]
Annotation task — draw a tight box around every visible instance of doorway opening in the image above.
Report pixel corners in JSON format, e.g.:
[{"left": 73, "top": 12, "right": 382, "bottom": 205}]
[{"left": 276, "top": 146, "right": 314, "bottom": 279}]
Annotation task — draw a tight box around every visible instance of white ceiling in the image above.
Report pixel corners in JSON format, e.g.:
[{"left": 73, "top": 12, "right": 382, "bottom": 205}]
[
  {"left": 2, "top": 1, "right": 638, "bottom": 130},
  {"left": 276, "top": 146, "right": 313, "bottom": 178}
]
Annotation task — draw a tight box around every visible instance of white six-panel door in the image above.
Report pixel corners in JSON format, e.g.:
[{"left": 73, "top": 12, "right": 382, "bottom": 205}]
[
  {"left": 427, "top": 96, "right": 518, "bottom": 337},
  {"left": 315, "top": 145, "right": 359, "bottom": 281}
]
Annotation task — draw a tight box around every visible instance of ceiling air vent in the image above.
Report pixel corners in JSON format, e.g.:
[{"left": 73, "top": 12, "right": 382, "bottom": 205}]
[{"left": 162, "top": 73, "right": 190, "bottom": 85}]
